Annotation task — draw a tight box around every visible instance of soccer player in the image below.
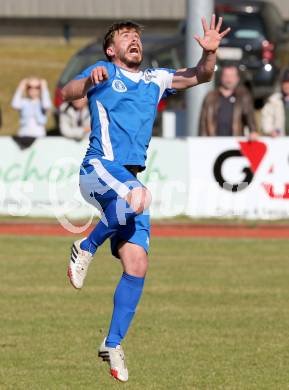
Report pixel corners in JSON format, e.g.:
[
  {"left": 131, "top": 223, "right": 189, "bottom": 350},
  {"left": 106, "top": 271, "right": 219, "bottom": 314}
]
[{"left": 62, "top": 17, "right": 230, "bottom": 382}]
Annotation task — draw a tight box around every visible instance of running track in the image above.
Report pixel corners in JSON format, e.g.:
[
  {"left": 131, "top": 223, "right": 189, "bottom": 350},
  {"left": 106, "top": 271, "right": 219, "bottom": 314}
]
[{"left": 0, "top": 223, "right": 289, "bottom": 238}]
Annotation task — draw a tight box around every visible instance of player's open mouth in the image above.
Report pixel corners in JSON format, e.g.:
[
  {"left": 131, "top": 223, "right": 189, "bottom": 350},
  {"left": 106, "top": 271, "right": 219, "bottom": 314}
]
[{"left": 128, "top": 46, "right": 140, "bottom": 55}]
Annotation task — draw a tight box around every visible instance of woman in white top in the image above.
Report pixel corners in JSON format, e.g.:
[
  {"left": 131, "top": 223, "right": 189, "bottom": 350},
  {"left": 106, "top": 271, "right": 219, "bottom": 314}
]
[
  {"left": 261, "top": 70, "right": 289, "bottom": 137},
  {"left": 11, "top": 77, "right": 52, "bottom": 138}
]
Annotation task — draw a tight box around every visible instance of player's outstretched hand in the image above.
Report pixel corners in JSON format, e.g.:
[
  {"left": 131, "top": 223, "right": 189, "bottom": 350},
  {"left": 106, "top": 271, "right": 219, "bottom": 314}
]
[
  {"left": 194, "top": 14, "right": 231, "bottom": 52},
  {"left": 90, "top": 66, "right": 109, "bottom": 85}
]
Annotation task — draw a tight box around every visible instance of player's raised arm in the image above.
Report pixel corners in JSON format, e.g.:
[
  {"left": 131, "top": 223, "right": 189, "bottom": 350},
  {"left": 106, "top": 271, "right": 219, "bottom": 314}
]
[
  {"left": 61, "top": 66, "right": 109, "bottom": 101},
  {"left": 172, "top": 15, "right": 230, "bottom": 90}
]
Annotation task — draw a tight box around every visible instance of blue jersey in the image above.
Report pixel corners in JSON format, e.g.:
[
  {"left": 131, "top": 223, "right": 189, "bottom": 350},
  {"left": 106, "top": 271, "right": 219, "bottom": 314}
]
[{"left": 75, "top": 61, "right": 176, "bottom": 169}]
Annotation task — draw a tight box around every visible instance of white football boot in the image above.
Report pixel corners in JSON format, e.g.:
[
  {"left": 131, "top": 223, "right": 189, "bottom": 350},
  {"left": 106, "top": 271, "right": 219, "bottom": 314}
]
[
  {"left": 98, "top": 338, "right": 128, "bottom": 382},
  {"left": 67, "top": 238, "right": 93, "bottom": 289}
]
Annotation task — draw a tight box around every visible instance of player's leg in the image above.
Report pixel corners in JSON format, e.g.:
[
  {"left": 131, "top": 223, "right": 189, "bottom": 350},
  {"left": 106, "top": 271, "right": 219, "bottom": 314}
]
[
  {"left": 80, "top": 186, "right": 151, "bottom": 255},
  {"left": 79, "top": 158, "right": 151, "bottom": 255},
  {"left": 68, "top": 159, "right": 151, "bottom": 289},
  {"left": 68, "top": 191, "right": 149, "bottom": 289},
  {"left": 98, "top": 213, "right": 150, "bottom": 382},
  {"left": 106, "top": 243, "right": 148, "bottom": 346},
  {"left": 99, "top": 243, "right": 148, "bottom": 382}
]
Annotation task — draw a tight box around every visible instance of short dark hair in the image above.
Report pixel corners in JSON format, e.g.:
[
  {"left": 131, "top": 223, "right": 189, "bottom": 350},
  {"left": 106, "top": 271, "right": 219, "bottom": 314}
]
[
  {"left": 220, "top": 63, "right": 241, "bottom": 77},
  {"left": 103, "top": 21, "right": 143, "bottom": 61}
]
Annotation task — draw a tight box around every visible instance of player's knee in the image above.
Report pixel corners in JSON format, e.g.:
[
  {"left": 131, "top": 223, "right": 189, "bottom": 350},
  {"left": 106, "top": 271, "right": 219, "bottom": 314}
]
[
  {"left": 119, "top": 242, "right": 149, "bottom": 277},
  {"left": 126, "top": 187, "right": 151, "bottom": 214},
  {"left": 127, "top": 254, "right": 148, "bottom": 277}
]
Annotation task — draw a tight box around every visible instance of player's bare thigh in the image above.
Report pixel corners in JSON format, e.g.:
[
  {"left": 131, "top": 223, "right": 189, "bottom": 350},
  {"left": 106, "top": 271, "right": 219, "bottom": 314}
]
[{"left": 118, "top": 242, "right": 148, "bottom": 278}]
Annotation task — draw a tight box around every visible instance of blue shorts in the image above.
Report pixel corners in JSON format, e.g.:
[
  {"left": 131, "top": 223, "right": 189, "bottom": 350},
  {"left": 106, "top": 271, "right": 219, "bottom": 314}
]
[{"left": 79, "top": 158, "right": 150, "bottom": 259}]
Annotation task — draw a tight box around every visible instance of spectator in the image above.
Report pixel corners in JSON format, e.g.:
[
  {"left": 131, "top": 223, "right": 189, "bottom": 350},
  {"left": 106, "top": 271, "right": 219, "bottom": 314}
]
[
  {"left": 59, "top": 97, "right": 90, "bottom": 140},
  {"left": 199, "top": 65, "right": 257, "bottom": 137},
  {"left": 11, "top": 77, "right": 52, "bottom": 138},
  {"left": 261, "top": 69, "right": 289, "bottom": 137}
]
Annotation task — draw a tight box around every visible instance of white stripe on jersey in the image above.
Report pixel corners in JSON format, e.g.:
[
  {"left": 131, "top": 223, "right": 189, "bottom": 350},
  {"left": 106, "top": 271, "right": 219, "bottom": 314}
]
[
  {"left": 96, "top": 101, "right": 114, "bottom": 161},
  {"left": 89, "top": 158, "right": 130, "bottom": 199},
  {"left": 151, "top": 69, "right": 174, "bottom": 102}
]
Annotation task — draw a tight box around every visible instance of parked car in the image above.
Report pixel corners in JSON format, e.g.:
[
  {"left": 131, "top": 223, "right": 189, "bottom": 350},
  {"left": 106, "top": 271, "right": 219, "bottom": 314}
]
[
  {"left": 214, "top": 0, "right": 289, "bottom": 99},
  {"left": 179, "top": 0, "right": 289, "bottom": 98}
]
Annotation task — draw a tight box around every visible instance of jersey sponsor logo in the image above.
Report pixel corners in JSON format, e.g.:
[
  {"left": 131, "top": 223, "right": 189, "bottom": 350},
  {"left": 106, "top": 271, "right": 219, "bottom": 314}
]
[{"left": 112, "top": 79, "right": 127, "bottom": 93}]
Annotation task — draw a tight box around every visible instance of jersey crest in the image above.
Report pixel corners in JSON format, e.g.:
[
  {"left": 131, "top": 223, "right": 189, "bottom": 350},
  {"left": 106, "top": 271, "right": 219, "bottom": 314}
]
[
  {"left": 144, "top": 69, "right": 157, "bottom": 82},
  {"left": 112, "top": 79, "right": 127, "bottom": 93}
]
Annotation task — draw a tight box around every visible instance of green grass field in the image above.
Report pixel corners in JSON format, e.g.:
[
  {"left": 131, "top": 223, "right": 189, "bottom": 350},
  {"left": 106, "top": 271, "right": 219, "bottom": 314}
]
[{"left": 1, "top": 236, "right": 289, "bottom": 389}]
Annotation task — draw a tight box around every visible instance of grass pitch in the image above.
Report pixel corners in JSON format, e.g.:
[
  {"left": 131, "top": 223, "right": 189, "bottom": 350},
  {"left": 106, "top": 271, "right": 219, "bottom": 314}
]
[{"left": 1, "top": 236, "right": 289, "bottom": 389}]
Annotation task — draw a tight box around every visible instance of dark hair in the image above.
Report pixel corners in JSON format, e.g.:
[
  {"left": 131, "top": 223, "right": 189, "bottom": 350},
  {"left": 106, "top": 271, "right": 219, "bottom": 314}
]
[
  {"left": 220, "top": 63, "right": 241, "bottom": 77},
  {"left": 103, "top": 21, "right": 143, "bottom": 61}
]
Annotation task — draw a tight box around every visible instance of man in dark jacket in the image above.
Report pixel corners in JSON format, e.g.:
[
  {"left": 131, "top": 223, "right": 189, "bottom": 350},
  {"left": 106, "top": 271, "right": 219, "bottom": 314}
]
[{"left": 199, "top": 64, "right": 257, "bottom": 136}]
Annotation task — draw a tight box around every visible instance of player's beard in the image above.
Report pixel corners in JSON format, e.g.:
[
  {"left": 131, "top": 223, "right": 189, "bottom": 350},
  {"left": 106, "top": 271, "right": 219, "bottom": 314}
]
[{"left": 119, "top": 48, "right": 143, "bottom": 69}]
